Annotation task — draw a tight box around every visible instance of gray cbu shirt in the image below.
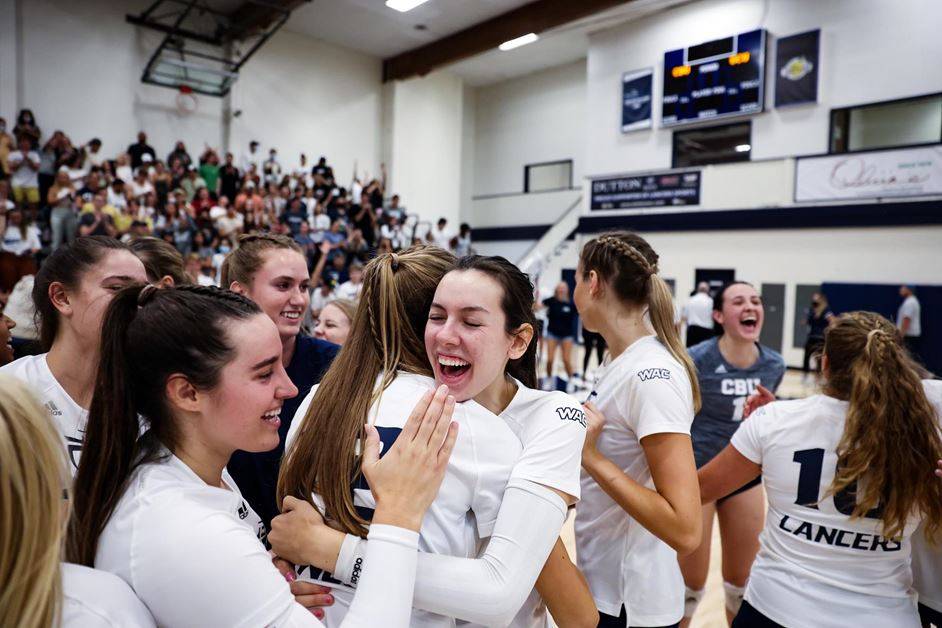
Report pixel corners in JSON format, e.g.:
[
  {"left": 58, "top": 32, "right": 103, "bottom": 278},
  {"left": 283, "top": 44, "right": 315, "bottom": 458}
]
[{"left": 688, "top": 337, "right": 786, "bottom": 468}]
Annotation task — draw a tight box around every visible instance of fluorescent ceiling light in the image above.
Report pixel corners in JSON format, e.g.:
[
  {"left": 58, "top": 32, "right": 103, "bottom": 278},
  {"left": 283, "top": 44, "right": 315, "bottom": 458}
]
[
  {"left": 735, "top": 144, "right": 751, "bottom": 152},
  {"left": 499, "top": 33, "right": 539, "bottom": 51},
  {"left": 385, "top": 0, "right": 431, "bottom": 12}
]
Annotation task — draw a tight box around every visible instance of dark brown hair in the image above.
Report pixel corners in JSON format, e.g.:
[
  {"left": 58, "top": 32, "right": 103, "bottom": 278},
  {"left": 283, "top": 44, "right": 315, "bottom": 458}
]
[
  {"left": 453, "top": 255, "right": 537, "bottom": 389},
  {"left": 32, "top": 237, "right": 131, "bottom": 351},
  {"left": 66, "top": 285, "right": 261, "bottom": 566}
]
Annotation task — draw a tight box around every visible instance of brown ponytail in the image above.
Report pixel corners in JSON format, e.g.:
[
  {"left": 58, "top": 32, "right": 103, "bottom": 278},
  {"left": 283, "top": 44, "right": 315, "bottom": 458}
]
[
  {"left": 278, "top": 246, "right": 456, "bottom": 537},
  {"left": 580, "top": 231, "right": 701, "bottom": 411},
  {"left": 823, "top": 312, "right": 942, "bottom": 542}
]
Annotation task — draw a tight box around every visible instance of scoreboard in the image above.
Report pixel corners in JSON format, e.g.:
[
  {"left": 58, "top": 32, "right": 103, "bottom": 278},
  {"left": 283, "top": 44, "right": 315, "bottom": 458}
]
[{"left": 662, "top": 29, "right": 766, "bottom": 126}]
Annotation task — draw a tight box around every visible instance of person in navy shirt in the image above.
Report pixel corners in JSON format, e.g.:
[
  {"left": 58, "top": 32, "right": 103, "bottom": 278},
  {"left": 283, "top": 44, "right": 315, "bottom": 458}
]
[
  {"left": 542, "top": 282, "right": 577, "bottom": 388},
  {"left": 222, "top": 233, "right": 339, "bottom": 526},
  {"left": 679, "top": 282, "right": 785, "bottom": 627}
]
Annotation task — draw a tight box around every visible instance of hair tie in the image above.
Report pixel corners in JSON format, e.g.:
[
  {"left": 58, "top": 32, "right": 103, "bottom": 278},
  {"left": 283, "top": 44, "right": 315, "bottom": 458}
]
[
  {"left": 137, "top": 284, "right": 160, "bottom": 307},
  {"left": 390, "top": 253, "right": 399, "bottom": 272}
]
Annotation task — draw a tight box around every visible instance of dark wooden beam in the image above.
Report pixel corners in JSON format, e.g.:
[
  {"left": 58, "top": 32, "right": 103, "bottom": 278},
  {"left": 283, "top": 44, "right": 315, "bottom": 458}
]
[{"left": 383, "top": 0, "right": 632, "bottom": 82}]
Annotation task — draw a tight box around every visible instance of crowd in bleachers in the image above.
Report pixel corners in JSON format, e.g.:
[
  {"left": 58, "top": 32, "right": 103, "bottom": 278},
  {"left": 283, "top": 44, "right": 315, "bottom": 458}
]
[{"left": 0, "top": 108, "right": 473, "bottom": 305}]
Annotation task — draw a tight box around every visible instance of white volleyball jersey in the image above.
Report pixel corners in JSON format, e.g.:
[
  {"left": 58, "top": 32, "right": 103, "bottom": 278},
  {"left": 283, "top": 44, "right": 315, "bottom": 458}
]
[
  {"left": 913, "top": 379, "right": 942, "bottom": 613},
  {"left": 500, "top": 381, "right": 587, "bottom": 628},
  {"left": 287, "top": 372, "right": 523, "bottom": 627},
  {"left": 94, "top": 451, "right": 307, "bottom": 627},
  {"left": 575, "top": 335, "right": 694, "bottom": 624},
  {"left": 730, "top": 395, "right": 926, "bottom": 628},
  {"left": 61, "top": 563, "right": 156, "bottom": 627},
  {"left": 0, "top": 353, "right": 87, "bottom": 475}
]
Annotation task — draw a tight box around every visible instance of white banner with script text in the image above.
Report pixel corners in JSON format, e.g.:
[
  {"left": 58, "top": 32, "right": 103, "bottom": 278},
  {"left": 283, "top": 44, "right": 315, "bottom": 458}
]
[{"left": 795, "top": 146, "right": 942, "bottom": 202}]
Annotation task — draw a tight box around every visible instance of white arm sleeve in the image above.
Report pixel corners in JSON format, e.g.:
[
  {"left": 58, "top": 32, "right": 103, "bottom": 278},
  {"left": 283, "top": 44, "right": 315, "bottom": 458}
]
[
  {"left": 340, "top": 524, "right": 420, "bottom": 628},
  {"left": 335, "top": 479, "right": 567, "bottom": 626}
]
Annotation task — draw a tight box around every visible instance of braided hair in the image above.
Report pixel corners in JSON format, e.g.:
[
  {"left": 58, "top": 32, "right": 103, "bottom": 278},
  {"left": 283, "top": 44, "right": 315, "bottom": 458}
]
[
  {"left": 580, "top": 231, "right": 701, "bottom": 411},
  {"left": 67, "top": 283, "right": 261, "bottom": 566},
  {"left": 821, "top": 311, "right": 942, "bottom": 542}
]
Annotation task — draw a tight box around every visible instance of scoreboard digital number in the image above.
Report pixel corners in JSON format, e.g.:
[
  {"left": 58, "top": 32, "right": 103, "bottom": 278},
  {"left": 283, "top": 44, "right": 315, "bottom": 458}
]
[{"left": 662, "top": 29, "right": 766, "bottom": 126}]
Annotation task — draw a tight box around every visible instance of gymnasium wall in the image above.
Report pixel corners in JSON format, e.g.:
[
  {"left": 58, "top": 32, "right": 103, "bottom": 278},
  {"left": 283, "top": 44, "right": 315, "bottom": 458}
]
[
  {"left": 4, "top": 0, "right": 384, "bottom": 186},
  {"left": 585, "top": 0, "right": 942, "bottom": 175}
]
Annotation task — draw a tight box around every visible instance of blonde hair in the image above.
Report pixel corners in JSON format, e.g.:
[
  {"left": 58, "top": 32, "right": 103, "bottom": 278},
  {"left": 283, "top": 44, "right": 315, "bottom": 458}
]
[
  {"left": 0, "top": 376, "right": 67, "bottom": 628},
  {"left": 279, "top": 246, "right": 455, "bottom": 536},
  {"left": 580, "top": 231, "right": 701, "bottom": 411},
  {"left": 220, "top": 233, "right": 303, "bottom": 287},
  {"left": 823, "top": 312, "right": 942, "bottom": 542},
  {"left": 324, "top": 298, "right": 357, "bottom": 325}
]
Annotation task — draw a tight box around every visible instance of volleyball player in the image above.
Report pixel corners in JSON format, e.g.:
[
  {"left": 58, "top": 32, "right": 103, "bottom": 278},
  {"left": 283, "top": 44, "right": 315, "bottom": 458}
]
[
  {"left": 0, "top": 376, "right": 156, "bottom": 627},
  {"left": 0, "top": 237, "right": 147, "bottom": 474},
  {"left": 127, "top": 236, "right": 190, "bottom": 287},
  {"left": 223, "top": 233, "right": 339, "bottom": 526},
  {"left": 573, "top": 231, "right": 702, "bottom": 628},
  {"left": 276, "top": 250, "right": 595, "bottom": 627},
  {"left": 67, "top": 284, "right": 458, "bottom": 627},
  {"left": 679, "top": 282, "right": 785, "bottom": 626},
  {"left": 699, "top": 311, "right": 942, "bottom": 627},
  {"left": 313, "top": 298, "right": 355, "bottom": 345}
]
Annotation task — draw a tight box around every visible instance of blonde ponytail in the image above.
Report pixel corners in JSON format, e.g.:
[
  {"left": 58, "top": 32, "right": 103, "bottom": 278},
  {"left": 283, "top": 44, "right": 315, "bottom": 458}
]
[{"left": 649, "top": 274, "right": 701, "bottom": 411}]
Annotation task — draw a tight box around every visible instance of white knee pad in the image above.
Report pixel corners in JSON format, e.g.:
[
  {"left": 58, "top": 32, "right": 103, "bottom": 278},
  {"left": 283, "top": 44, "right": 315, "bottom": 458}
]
[
  {"left": 683, "top": 586, "right": 705, "bottom": 618},
  {"left": 723, "top": 581, "right": 746, "bottom": 615}
]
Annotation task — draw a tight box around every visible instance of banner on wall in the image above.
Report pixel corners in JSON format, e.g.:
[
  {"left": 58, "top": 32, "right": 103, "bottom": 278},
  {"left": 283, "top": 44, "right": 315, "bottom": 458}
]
[
  {"left": 621, "top": 68, "right": 653, "bottom": 132},
  {"left": 591, "top": 171, "right": 700, "bottom": 210},
  {"left": 775, "top": 29, "right": 820, "bottom": 107},
  {"left": 795, "top": 146, "right": 942, "bottom": 202}
]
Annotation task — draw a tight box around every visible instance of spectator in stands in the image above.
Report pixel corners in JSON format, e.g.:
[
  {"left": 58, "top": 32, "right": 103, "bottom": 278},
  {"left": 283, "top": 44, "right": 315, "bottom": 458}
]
[
  {"left": 107, "top": 178, "right": 128, "bottom": 210},
  {"left": 281, "top": 197, "right": 307, "bottom": 235},
  {"left": 49, "top": 188, "right": 77, "bottom": 250},
  {"left": 114, "top": 154, "right": 133, "bottom": 183},
  {"left": 1, "top": 208, "right": 42, "bottom": 257},
  {"left": 263, "top": 148, "right": 282, "bottom": 184},
  {"left": 240, "top": 140, "right": 262, "bottom": 174},
  {"left": 198, "top": 148, "right": 220, "bottom": 194},
  {"left": 431, "top": 217, "right": 450, "bottom": 249},
  {"left": 219, "top": 152, "right": 240, "bottom": 200},
  {"left": 386, "top": 193, "right": 403, "bottom": 219},
  {"left": 78, "top": 195, "right": 117, "bottom": 238},
  {"left": 215, "top": 199, "right": 244, "bottom": 239},
  {"left": 897, "top": 285, "right": 922, "bottom": 362},
  {"left": 312, "top": 155, "right": 333, "bottom": 180},
  {"left": 7, "top": 136, "right": 41, "bottom": 211},
  {"left": 336, "top": 261, "right": 364, "bottom": 300},
  {"left": 323, "top": 251, "right": 348, "bottom": 286},
  {"left": 130, "top": 167, "right": 154, "bottom": 199},
  {"left": 683, "top": 282, "right": 715, "bottom": 347},
  {"left": 180, "top": 166, "right": 206, "bottom": 201},
  {"left": 84, "top": 137, "right": 104, "bottom": 168},
  {"left": 37, "top": 133, "right": 63, "bottom": 204},
  {"left": 12, "top": 109, "right": 41, "bottom": 148},
  {"left": 127, "top": 131, "right": 155, "bottom": 169},
  {"left": 454, "top": 222, "right": 472, "bottom": 256},
  {"left": 344, "top": 228, "right": 370, "bottom": 264},
  {"left": 167, "top": 141, "right": 192, "bottom": 170},
  {"left": 313, "top": 298, "right": 355, "bottom": 346},
  {"left": 0, "top": 117, "right": 13, "bottom": 180}
]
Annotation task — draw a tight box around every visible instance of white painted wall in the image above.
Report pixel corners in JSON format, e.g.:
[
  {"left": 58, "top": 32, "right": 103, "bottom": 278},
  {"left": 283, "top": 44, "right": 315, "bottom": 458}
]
[
  {"left": 229, "top": 29, "right": 383, "bottom": 187},
  {"left": 7, "top": 0, "right": 383, "bottom": 184},
  {"left": 586, "top": 0, "right": 942, "bottom": 177},
  {"left": 388, "top": 70, "right": 465, "bottom": 226},
  {"left": 472, "top": 60, "right": 586, "bottom": 197}
]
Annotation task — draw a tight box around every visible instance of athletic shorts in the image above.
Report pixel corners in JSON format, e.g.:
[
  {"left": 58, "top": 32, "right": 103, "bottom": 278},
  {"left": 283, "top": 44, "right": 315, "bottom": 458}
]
[
  {"left": 12, "top": 186, "right": 39, "bottom": 204},
  {"left": 731, "top": 600, "right": 784, "bottom": 627},
  {"left": 545, "top": 330, "right": 574, "bottom": 342},
  {"left": 919, "top": 602, "right": 942, "bottom": 628},
  {"left": 717, "top": 475, "right": 763, "bottom": 505}
]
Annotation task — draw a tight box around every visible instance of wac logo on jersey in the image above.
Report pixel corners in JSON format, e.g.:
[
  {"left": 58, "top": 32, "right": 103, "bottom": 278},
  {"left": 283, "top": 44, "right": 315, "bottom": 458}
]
[
  {"left": 556, "top": 406, "right": 587, "bottom": 427},
  {"left": 637, "top": 368, "right": 671, "bottom": 382}
]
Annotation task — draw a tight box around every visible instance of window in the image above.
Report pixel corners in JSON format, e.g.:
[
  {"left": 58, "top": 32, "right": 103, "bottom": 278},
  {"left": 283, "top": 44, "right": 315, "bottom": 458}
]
[
  {"left": 672, "top": 121, "right": 751, "bottom": 168},
  {"left": 524, "top": 160, "right": 572, "bottom": 193},
  {"left": 829, "top": 93, "right": 942, "bottom": 153}
]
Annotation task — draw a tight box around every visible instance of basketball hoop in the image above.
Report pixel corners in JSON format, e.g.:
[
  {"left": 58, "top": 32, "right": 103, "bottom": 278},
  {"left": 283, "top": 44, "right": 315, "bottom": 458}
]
[{"left": 176, "top": 85, "right": 198, "bottom": 115}]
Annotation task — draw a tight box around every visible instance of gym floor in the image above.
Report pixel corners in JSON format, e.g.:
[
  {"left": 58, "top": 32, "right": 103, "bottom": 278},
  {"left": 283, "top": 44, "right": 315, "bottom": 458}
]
[{"left": 549, "top": 347, "right": 815, "bottom": 628}]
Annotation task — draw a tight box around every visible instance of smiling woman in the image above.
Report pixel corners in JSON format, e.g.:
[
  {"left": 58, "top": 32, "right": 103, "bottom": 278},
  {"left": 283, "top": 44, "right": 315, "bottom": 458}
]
[
  {"left": 0, "top": 236, "right": 147, "bottom": 475},
  {"left": 222, "top": 233, "right": 339, "bottom": 527}
]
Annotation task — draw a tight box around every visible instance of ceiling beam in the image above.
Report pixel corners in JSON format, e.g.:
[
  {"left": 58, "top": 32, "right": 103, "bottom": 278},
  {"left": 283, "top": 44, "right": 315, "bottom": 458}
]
[{"left": 382, "top": 0, "right": 632, "bottom": 82}]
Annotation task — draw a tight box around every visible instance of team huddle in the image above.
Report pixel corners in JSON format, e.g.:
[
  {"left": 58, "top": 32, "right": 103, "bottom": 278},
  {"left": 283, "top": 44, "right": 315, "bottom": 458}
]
[{"left": 0, "top": 230, "right": 940, "bottom": 628}]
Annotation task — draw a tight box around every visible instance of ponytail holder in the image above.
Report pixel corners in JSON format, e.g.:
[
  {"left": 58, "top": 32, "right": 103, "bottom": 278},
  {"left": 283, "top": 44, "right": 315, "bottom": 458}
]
[
  {"left": 867, "top": 328, "right": 885, "bottom": 342},
  {"left": 137, "top": 284, "right": 160, "bottom": 307},
  {"left": 390, "top": 253, "right": 399, "bottom": 272}
]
